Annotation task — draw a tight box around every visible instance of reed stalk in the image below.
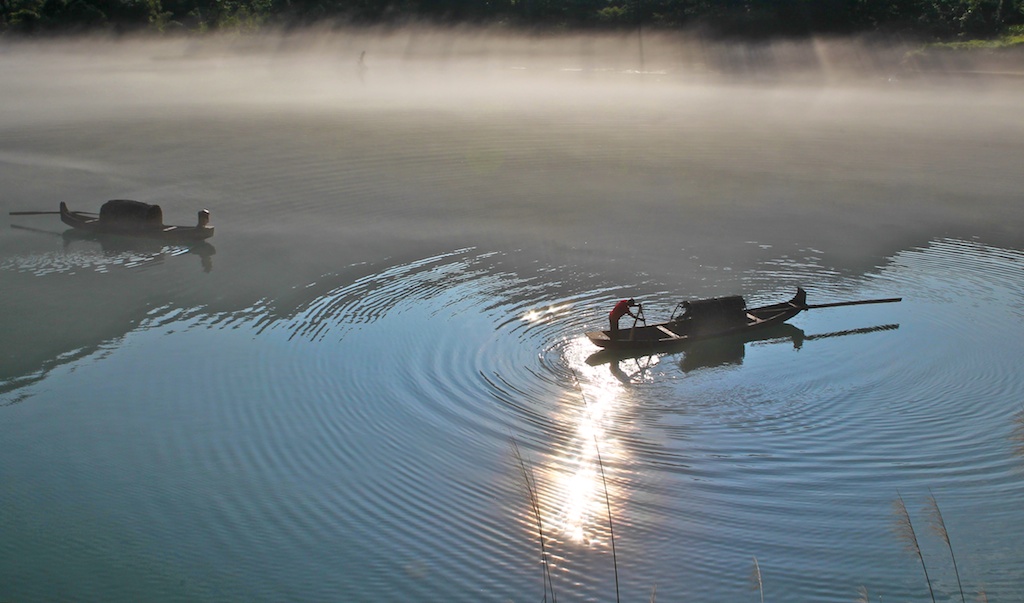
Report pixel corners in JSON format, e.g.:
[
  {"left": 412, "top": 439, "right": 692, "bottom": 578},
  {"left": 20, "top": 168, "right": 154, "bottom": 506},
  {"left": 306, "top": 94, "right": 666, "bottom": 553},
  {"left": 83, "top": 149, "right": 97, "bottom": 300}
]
[
  {"left": 592, "top": 434, "right": 621, "bottom": 603},
  {"left": 1011, "top": 404, "right": 1024, "bottom": 459},
  {"left": 510, "top": 437, "right": 556, "bottom": 603},
  {"left": 749, "top": 556, "right": 764, "bottom": 603},
  {"left": 925, "top": 490, "right": 966, "bottom": 603},
  {"left": 855, "top": 585, "right": 870, "bottom": 603},
  {"left": 893, "top": 492, "right": 936, "bottom": 603},
  {"left": 569, "top": 369, "right": 621, "bottom": 603}
]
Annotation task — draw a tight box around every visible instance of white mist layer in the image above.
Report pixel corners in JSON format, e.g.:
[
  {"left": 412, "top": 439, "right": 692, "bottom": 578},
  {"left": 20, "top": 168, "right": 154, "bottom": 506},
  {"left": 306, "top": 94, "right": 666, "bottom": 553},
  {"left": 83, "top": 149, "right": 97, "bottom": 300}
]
[{"left": 4, "top": 28, "right": 1012, "bottom": 126}]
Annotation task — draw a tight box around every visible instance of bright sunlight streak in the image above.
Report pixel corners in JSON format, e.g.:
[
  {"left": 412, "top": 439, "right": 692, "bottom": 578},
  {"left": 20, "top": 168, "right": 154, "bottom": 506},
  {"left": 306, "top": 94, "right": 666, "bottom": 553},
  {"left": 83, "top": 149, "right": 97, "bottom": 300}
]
[
  {"left": 545, "top": 336, "right": 634, "bottom": 546},
  {"left": 522, "top": 303, "right": 573, "bottom": 324}
]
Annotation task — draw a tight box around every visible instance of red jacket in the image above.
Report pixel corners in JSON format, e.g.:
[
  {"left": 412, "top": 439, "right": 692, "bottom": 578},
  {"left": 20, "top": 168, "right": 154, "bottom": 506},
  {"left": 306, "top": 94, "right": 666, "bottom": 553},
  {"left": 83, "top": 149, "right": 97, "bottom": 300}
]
[{"left": 609, "top": 299, "right": 634, "bottom": 321}]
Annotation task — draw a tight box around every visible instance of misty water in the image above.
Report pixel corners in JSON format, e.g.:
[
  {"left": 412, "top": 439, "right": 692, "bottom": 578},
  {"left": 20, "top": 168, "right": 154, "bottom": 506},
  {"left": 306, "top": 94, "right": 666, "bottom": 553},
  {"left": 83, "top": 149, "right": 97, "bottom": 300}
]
[{"left": 1, "top": 33, "right": 1023, "bottom": 602}]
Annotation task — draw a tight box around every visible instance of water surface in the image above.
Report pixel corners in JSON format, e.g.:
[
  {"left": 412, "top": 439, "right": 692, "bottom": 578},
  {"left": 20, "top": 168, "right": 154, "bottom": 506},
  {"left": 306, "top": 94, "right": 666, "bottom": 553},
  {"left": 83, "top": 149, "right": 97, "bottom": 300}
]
[{"left": 2, "top": 34, "right": 1022, "bottom": 602}]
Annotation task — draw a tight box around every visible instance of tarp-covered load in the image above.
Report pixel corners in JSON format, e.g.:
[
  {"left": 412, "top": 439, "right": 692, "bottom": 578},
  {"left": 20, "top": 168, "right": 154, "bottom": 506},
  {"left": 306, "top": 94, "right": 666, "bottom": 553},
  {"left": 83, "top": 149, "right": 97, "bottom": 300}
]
[
  {"left": 99, "top": 199, "right": 163, "bottom": 229},
  {"left": 682, "top": 295, "right": 748, "bottom": 334}
]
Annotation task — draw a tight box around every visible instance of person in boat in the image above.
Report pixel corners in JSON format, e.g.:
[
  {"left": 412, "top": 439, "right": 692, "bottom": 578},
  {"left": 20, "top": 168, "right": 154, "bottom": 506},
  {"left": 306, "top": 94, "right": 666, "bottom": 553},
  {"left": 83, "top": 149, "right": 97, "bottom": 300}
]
[{"left": 609, "top": 298, "right": 640, "bottom": 338}]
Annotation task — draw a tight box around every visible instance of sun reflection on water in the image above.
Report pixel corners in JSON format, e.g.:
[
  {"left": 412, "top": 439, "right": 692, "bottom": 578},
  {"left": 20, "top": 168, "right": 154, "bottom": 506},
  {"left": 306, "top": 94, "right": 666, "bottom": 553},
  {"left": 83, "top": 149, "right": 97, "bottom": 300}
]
[
  {"left": 521, "top": 303, "right": 574, "bottom": 324},
  {"left": 537, "top": 335, "right": 637, "bottom": 548}
]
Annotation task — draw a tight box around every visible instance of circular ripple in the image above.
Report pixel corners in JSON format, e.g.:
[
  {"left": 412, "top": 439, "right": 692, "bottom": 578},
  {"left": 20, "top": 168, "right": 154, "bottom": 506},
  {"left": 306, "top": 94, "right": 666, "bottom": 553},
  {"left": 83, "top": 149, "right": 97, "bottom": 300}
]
[{"left": 69, "top": 239, "right": 1022, "bottom": 603}]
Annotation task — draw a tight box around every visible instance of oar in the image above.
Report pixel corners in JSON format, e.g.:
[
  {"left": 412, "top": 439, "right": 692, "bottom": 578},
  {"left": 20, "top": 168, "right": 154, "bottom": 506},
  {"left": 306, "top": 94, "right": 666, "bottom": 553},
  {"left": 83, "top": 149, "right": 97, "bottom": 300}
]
[
  {"left": 628, "top": 303, "right": 646, "bottom": 341},
  {"left": 10, "top": 210, "right": 97, "bottom": 215},
  {"left": 804, "top": 297, "right": 902, "bottom": 310}
]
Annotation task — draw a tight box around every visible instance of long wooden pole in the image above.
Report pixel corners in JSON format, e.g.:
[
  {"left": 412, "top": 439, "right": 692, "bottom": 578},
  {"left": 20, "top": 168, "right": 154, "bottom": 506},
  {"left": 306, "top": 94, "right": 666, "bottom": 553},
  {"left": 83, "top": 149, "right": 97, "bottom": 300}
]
[
  {"left": 9, "top": 210, "right": 96, "bottom": 216},
  {"left": 805, "top": 297, "right": 902, "bottom": 310}
]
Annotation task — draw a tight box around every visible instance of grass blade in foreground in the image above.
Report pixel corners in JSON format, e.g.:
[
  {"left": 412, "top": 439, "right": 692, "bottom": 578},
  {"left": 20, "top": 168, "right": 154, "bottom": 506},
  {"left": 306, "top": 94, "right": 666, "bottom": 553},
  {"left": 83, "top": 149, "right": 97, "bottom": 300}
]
[
  {"left": 893, "top": 492, "right": 937, "bottom": 603},
  {"left": 510, "top": 437, "right": 556, "bottom": 603},
  {"left": 925, "top": 491, "right": 966, "bottom": 603}
]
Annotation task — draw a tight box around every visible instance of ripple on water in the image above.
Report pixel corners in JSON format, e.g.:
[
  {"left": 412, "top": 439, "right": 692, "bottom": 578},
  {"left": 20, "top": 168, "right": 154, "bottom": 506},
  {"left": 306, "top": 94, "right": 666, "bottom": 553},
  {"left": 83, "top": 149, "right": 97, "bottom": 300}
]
[
  {"left": 15, "top": 239, "right": 1017, "bottom": 602},
  {"left": 522, "top": 239, "right": 1024, "bottom": 600},
  {"left": 0, "top": 243, "right": 203, "bottom": 275}
]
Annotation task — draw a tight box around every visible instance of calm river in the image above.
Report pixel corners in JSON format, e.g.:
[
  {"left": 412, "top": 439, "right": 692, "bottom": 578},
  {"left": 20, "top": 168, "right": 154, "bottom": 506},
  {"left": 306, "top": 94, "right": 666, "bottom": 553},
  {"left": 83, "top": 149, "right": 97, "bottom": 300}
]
[{"left": 1, "top": 34, "right": 1022, "bottom": 602}]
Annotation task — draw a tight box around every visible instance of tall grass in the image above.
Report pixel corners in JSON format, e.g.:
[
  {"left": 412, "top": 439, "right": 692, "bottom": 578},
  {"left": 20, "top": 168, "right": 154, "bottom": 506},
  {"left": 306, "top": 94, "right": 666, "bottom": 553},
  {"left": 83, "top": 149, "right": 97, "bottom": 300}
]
[
  {"left": 592, "top": 427, "right": 621, "bottom": 603},
  {"left": 1011, "top": 404, "right": 1024, "bottom": 459},
  {"left": 749, "top": 556, "right": 764, "bottom": 603},
  {"left": 893, "top": 491, "right": 937, "bottom": 603},
  {"left": 925, "top": 490, "right": 965, "bottom": 603},
  {"left": 890, "top": 491, "right": 995, "bottom": 603},
  {"left": 855, "top": 585, "right": 870, "bottom": 603},
  {"left": 510, "top": 437, "right": 556, "bottom": 603}
]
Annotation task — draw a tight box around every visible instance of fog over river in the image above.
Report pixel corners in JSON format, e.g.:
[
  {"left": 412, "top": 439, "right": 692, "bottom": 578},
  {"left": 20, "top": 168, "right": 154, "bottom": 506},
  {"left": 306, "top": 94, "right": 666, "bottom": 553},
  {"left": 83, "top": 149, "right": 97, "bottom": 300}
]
[{"left": 1, "top": 31, "right": 1022, "bottom": 602}]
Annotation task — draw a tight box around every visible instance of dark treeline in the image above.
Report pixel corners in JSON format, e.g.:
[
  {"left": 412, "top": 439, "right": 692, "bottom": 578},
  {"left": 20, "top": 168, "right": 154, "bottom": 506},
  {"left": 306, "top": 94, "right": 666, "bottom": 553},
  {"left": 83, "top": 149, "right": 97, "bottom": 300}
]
[{"left": 2, "top": 0, "right": 1023, "bottom": 39}]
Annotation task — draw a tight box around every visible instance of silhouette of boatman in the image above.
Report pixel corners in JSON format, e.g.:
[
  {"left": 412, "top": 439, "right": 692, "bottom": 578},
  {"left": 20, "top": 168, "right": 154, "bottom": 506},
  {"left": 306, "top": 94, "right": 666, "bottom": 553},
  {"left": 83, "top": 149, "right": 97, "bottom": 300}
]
[{"left": 609, "top": 298, "right": 640, "bottom": 339}]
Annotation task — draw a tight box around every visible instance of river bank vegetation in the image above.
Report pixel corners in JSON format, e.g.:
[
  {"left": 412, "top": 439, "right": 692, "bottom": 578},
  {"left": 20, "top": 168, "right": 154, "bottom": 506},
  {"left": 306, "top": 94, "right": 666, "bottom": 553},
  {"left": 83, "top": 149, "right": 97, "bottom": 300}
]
[{"left": 2, "top": 0, "right": 1024, "bottom": 42}]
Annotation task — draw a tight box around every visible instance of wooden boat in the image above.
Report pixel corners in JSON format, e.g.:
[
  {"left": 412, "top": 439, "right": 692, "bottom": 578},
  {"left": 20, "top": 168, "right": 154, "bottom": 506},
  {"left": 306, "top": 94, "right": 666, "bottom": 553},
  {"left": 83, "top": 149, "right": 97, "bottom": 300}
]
[
  {"left": 586, "top": 288, "right": 901, "bottom": 351},
  {"left": 58, "top": 200, "right": 214, "bottom": 241},
  {"left": 586, "top": 322, "right": 807, "bottom": 367}
]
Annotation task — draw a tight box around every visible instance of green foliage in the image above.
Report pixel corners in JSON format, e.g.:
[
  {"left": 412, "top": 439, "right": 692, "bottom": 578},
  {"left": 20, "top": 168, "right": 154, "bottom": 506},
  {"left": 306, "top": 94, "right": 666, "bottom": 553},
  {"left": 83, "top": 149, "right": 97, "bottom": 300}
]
[
  {"left": 1, "top": 0, "right": 1023, "bottom": 36},
  {"left": 215, "top": 0, "right": 273, "bottom": 32},
  {"left": 146, "top": 0, "right": 175, "bottom": 31},
  {"left": 596, "top": 4, "right": 628, "bottom": 24},
  {"left": 7, "top": 7, "right": 43, "bottom": 32},
  {"left": 915, "top": 20, "right": 1024, "bottom": 52}
]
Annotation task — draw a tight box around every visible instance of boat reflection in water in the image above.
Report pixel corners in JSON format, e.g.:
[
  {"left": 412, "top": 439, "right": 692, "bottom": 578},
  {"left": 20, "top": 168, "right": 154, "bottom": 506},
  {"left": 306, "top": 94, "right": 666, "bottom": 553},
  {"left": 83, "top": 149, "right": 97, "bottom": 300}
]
[
  {"left": 588, "top": 323, "right": 900, "bottom": 383},
  {"left": 9, "top": 223, "right": 215, "bottom": 273},
  {"left": 61, "top": 229, "right": 216, "bottom": 273}
]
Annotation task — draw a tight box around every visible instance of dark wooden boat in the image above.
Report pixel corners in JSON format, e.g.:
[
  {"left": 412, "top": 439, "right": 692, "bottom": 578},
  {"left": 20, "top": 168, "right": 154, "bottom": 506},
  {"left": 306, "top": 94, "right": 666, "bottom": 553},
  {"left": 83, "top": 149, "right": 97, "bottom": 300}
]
[
  {"left": 586, "top": 288, "right": 901, "bottom": 351},
  {"left": 59, "top": 200, "right": 214, "bottom": 241},
  {"left": 586, "top": 322, "right": 807, "bottom": 367}
]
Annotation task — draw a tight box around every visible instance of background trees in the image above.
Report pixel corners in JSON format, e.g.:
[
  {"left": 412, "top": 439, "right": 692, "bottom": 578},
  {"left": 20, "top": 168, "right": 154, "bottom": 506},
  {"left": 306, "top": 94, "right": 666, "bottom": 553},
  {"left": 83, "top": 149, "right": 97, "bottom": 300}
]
[{"left": 1, "top": 0, "right": 1022, "bottom": 38}]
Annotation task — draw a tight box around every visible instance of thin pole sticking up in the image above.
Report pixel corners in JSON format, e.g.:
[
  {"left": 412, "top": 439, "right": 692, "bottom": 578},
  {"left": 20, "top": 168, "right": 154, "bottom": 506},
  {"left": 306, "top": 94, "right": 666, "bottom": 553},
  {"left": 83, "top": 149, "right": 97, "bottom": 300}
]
[
  {"left": 510, "top": 437, "right": 557, "bottom": 603},
  {"left": 570, "top": 369, "right": 621, "bottom": 603}
]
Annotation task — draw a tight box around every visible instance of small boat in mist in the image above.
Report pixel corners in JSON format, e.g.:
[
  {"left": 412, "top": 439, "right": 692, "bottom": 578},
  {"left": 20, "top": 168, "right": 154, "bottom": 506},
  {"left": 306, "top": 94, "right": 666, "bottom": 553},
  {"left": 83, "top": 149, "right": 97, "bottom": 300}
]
[
  {"left": 12, "top": 200, "right": 214, "bottom": 241},
  {"left": 587, "top": 288, "right": 901, "bottom": 351},
  {"left": 58, "top": 200, "right": 214, "bottom": 241}
]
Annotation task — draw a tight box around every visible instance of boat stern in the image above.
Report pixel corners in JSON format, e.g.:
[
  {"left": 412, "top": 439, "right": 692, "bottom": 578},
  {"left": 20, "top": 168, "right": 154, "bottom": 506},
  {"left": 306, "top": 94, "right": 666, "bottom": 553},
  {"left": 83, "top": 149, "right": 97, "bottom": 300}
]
[{"left": 193, "top": 209, "right": 215, "bottom": 239}]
